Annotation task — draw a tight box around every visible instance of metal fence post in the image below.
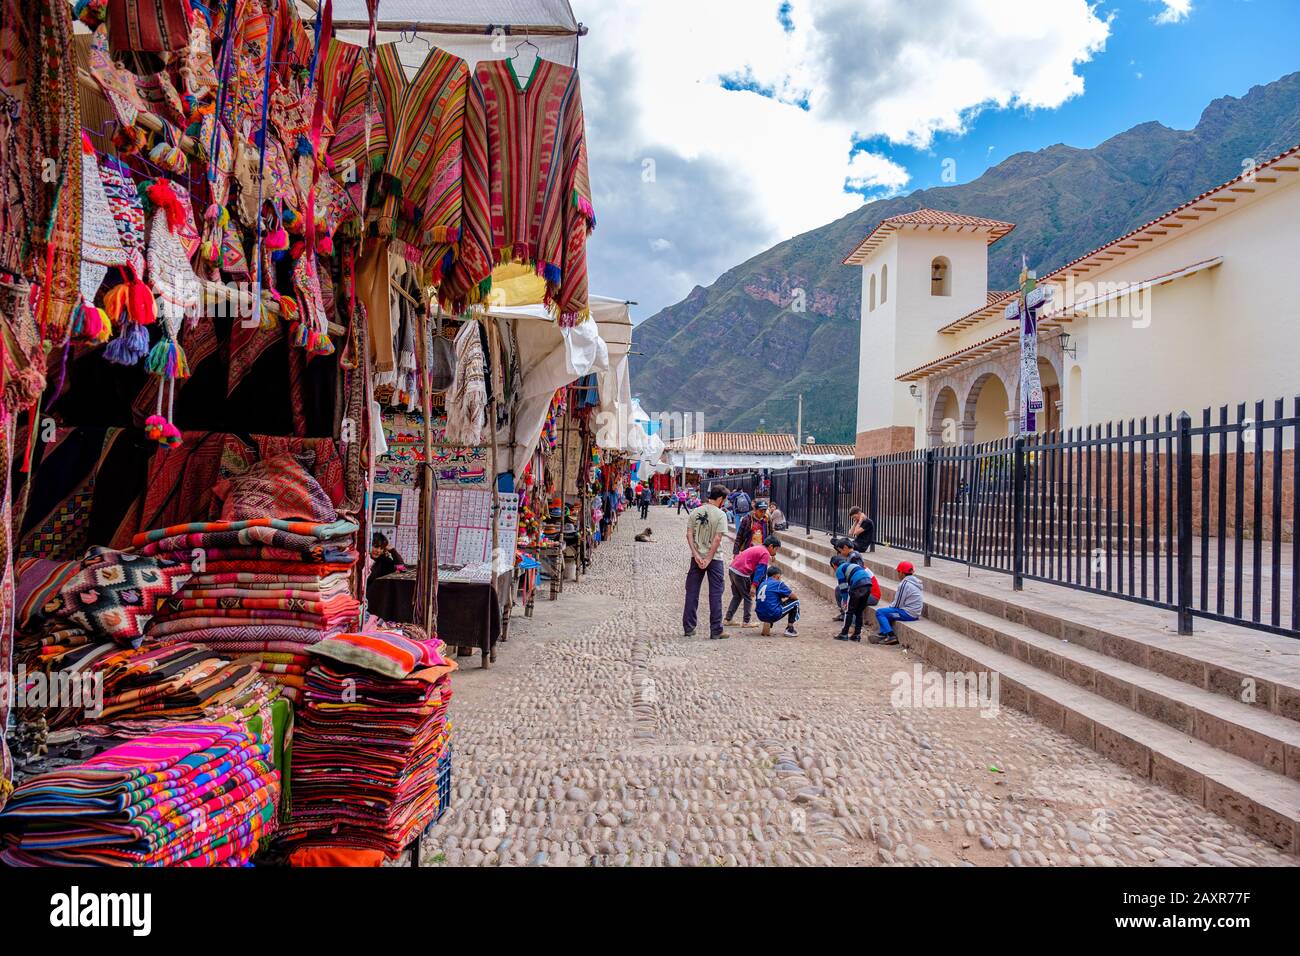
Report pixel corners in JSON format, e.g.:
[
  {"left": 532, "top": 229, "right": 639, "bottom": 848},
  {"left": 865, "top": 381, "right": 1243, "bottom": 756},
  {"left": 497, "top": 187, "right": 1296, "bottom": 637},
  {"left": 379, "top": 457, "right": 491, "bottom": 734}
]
[
  {"left": 804, "top": 466, "right": 812, "bottom": 536},
  {"left": 1176, "top": 411, "right": 1194, "bottom": 635},
  {"left": 831, "top": 460, "right": 841, "bottom": 537},
  {"left": 1013, "top": 436, "right": 1026, "bottom": 591},
  {"left": 923, "top": 449, "right": 935, "bottom": 567},
  {"left": 868, "top": 457, "right": 879, "bottom": 552}
]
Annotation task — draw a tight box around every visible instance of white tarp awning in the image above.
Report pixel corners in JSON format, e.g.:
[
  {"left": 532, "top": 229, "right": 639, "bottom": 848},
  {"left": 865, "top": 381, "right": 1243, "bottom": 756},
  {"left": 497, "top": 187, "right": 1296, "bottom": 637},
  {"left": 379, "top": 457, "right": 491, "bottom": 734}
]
[
  {"left": 668, "top": 452, "right": 798, "bottom": 472},
  {"left": 495, "top": 316, "right": 607, "bottom": 477},
  {"left": 332, "top": 0, "right": 581, "bottom": 70}
]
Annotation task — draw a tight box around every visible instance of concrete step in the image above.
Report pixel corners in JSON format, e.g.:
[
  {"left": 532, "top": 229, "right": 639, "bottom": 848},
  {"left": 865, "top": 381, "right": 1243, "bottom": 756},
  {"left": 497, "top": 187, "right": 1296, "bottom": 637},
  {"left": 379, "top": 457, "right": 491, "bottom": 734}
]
[
  {"left": 892, "top": 615, "right": 1300, "bottom": 853},
  {"left": 755, "top": 529, "right": 1300, "bottom": 850}
]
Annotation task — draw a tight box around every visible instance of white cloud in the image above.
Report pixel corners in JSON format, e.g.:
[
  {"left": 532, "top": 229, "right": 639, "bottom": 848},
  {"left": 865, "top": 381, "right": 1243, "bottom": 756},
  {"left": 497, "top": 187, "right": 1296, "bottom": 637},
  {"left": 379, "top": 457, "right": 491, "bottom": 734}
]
[
  {"left": 1153, "top": 1, "right": 1193, "bottom": 24},
  {"left": 572, "top": 0, "right": 1112, "bottom": 317}
]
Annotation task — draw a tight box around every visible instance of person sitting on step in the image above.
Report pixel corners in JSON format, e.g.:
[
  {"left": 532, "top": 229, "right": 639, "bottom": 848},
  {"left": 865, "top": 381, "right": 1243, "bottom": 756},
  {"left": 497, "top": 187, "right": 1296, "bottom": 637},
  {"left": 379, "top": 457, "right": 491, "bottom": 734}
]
[
  {"left": 873, "top": 561, "right": 924, "bottom": 646},
  {"left": 755, "top": 566, "right": 799, "bottom": 637},
  {"left": 835, "top": 557, "right": 880, "bottom": 642}
]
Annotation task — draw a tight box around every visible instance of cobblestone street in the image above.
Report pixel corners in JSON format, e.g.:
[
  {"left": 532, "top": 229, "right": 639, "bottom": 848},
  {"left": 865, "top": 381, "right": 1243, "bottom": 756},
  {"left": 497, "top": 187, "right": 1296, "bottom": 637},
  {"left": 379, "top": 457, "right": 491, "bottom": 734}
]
[{"left": 422, "top": 506, "right": 1296, "bottom": 867}]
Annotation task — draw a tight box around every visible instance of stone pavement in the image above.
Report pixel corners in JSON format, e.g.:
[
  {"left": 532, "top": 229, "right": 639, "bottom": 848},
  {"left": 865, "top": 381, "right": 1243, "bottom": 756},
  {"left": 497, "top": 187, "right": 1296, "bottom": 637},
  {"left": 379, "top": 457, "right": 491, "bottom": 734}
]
[{"left": 419, "top": 506, "right": 1296, "bottom": 867}]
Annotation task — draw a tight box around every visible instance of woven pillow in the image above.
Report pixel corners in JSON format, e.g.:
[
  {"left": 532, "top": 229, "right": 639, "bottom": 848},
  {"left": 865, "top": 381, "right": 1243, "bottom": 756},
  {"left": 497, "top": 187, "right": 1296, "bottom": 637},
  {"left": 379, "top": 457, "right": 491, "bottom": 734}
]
[
  {"left": 307, "top": 630, "right": 447, "bottom": 679},
  {"left": 213, "top": 453, "right": 336, "bottom": 522},
  {"left": 44, "top": 547, "right": 192, "bottom": 647},
  {"left": 14, "top": 557, "right": 80, "bottom": 630}
]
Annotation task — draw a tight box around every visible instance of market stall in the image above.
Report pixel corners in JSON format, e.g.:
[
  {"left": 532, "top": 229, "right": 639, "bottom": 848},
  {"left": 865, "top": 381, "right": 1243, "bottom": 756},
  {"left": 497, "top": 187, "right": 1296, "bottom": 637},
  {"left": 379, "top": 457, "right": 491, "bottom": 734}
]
[{"left": 0, "top": 0, "right": 595, "bottom": 865}]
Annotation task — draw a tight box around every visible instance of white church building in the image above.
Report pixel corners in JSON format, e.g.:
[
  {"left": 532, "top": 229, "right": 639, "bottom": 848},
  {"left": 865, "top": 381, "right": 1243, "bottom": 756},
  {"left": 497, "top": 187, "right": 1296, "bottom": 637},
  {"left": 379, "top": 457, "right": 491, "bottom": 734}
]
[{"left": 846, "top": 144, "right": 1300, "bottom": 456}]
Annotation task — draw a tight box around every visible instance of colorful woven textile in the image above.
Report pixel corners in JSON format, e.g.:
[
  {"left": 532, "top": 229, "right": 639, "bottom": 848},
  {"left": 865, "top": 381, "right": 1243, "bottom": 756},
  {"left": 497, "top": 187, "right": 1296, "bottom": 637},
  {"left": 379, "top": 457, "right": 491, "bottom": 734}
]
[
  {"left": 0, "top": 723, "right": 280, "bottom": 866},
  {"left": 307, "top": 629, "right": 446, "bottom": 680},
  {"left": 107, "top": 0, "right": 191, "bottom": 54},
  {"left": 286, "top": 659, "right": 454, "bottom": 857},
  {"left": 211, "top": 453, "right": 337, "bottom": 522},
  {"left": 464, "top": 57, "right": 595, "bottom": 323},
  {"left": 43, "top": 547, "right": 192, "bottom": 647},
  {"left": 132, "top": 517, "right": 358, "bottom": 547}
]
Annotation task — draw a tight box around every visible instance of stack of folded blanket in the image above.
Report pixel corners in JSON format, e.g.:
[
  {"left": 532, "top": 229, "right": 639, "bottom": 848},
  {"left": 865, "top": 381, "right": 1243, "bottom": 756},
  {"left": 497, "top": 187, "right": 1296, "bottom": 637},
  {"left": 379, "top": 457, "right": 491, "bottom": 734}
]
[
  {"left": 0, "top": 723, "right": 280, "bottom": 866},
  {"left": 284, "top": 631, "right": 455, "bottom": 858},
  {"left": 137, "top": 519, "right": 362, "bottom": 700},
  {"left": 17, "top": 641, "right": 278, "bottom": 731}
]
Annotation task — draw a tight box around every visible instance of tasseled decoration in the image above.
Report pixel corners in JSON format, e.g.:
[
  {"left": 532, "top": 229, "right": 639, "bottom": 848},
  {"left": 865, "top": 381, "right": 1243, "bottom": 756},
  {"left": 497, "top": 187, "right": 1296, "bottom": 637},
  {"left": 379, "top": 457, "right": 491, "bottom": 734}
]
[
  {"left": 540, "top": 262, "right": 563, "bottom": 286},
  {"left": 296, "top": 134, "right": 312, "bottom": 156},
  {"left": 144, "top": 181, "right": 186, "bottom": 232},
  {"left": 103, "top": 282, "right": 130, "bottom": 324},
  {"left": 148, "top": 141, "right": 187, "bottom": 175},
  {"left": 145, "top": 414, "right": 167, "bottom": 442},
  {"left": 317, "top": 234, "right": 334, "bottom": 256},
  {"left": 104, "top": 320, "right": 150, "bottom": 366},
  {"left": 145, "top": 337, "right": 190, "bottom": 380},
  {"left": 290, "top": 240, "right": 305, "bottom": 259},
  {"left": 265, "top": 226, "right": 289, "bottom": 251},
  {"left": 281, "top": 206, "right": 301, "bottom": 231},
  {"left": 112, "top": 125, "right": 148, "bottom": 155},
  {"left": 128, "top": 278, "right": 157, "bottom": 325}
]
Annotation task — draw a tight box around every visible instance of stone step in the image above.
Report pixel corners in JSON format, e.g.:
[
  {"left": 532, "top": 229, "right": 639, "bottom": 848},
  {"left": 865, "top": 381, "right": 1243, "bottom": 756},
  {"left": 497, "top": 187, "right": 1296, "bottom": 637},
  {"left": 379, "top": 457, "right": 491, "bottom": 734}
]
[
  {"left": 891, "top": 615, "right": 1300, "bottom": 853},
  {"left": 771, "top": 530, "right": 1300, "bottom": 725}
]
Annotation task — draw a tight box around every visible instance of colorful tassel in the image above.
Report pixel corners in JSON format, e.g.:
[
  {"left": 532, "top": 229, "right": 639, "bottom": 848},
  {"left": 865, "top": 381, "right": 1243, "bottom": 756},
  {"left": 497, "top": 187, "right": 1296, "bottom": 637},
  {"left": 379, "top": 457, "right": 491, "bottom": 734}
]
[
  {"left": 104, "top": 320, "right": 150, "bottom": 366},
  {"left": 145, "top": 181, "right": 186, "bottom": 232},
  {"left": 265, "top": 226, "right": 289, "bottom": 251},
  {"left": 145, "top": 414, "right": 167, "bottom": 442},
  {"left": 128, "top": 279, "right": 157, "bottom": 325}
]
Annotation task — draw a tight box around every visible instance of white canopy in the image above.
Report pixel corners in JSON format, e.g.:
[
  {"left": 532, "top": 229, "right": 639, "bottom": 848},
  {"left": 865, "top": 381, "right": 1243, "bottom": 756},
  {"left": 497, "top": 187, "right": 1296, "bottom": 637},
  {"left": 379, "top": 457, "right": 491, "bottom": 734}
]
[{"left": 331, "top": 0, "right": 581, "bottom": 69}]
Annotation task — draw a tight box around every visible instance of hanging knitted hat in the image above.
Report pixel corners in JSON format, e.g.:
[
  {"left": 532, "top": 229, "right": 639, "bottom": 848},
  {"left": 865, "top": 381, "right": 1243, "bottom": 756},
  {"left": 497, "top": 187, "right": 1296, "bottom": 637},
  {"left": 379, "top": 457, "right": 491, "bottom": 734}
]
[
  {"left": 72, "top": 133, "right": 130, "bottom": 344},
  {"left": 96, "top": 156, "right": 157, "bottom": 365}
]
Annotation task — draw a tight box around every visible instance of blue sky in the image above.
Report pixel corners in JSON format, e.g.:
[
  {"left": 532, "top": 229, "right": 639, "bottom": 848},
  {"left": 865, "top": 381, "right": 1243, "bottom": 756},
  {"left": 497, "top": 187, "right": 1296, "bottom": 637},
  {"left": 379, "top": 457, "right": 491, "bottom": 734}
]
[
  {"left": 574, "top": 0, "right": 1299, "bottom": 322},
  {"left": 870, "top": 0, "right": 1300, "bottom": 197}
]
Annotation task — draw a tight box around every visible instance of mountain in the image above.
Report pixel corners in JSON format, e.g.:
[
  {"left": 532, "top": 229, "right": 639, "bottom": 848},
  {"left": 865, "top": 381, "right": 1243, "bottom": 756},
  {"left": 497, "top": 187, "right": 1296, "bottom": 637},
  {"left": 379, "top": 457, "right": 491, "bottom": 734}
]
[{"left": 630, "top": 72, "right": 1300, "bottom": 445}]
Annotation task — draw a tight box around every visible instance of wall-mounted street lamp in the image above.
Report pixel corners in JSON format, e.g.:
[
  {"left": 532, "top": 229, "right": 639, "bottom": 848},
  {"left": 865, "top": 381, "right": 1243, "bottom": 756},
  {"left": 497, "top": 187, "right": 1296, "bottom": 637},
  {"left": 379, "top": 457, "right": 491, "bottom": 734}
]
[{"left": 1058, "top": 330, "right": 1078, "bottom": 359}]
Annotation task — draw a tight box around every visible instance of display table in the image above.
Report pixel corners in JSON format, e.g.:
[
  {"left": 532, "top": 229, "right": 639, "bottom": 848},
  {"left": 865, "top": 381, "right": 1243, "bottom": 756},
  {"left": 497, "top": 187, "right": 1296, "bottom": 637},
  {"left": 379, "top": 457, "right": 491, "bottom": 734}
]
[{"left": 368, "top": 569, "right": 514, "bottom": 668}]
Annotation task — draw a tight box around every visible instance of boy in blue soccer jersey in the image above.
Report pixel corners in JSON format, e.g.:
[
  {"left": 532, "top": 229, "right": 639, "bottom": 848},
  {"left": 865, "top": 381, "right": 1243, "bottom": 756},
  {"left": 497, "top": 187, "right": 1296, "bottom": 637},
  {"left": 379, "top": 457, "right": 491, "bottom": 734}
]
[{"left": 755, "top": 566, "right": 800, "bottom": 638}]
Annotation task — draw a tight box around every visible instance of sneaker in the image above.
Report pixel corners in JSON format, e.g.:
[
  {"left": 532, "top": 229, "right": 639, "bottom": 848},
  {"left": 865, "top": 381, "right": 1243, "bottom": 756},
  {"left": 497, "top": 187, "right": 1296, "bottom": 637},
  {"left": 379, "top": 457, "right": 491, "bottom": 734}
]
[
  {"left": 849, "top": 634, "right": 862, "bottom": 643},
  {"left": 783, "top": 626, "right": 798, "bottom": 638},
  {"left": 683, "top": 629, "right": 696, "bottom": 638},
  {"left": 710, "top": 631, "right": 730, "bottom": 640},
  {"left": 741, "top": 621, "right": 758, "bottom": 629},
  {"left": 722, "top": 618, "right": 735, "bottom": 628},
  {"left": 832, "top": 613, "right": 845, "bottom": 622},
  {"left": 878, "top": 634, "right": 899, "bottom": 646},
  {"left": 834, "top": 633, "right": 850, "bottom": 641}
]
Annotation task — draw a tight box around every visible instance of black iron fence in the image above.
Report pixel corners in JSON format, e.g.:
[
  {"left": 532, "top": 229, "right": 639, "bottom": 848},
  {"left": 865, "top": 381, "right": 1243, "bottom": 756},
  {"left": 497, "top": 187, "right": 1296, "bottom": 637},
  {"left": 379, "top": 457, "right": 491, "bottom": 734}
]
[{"left": 763, "top": 396, "right": 1299, "bottom": 639}]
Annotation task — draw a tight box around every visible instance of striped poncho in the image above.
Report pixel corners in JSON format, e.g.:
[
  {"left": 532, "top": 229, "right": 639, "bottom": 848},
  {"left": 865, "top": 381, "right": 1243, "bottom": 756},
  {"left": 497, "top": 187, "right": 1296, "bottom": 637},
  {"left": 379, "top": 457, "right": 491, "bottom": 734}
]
[
  {"left": 452, "top": 56, "right": 596, "bottom": 323},
  {"left": 374, "top": 43, "right": 473, "bottom": 277}
]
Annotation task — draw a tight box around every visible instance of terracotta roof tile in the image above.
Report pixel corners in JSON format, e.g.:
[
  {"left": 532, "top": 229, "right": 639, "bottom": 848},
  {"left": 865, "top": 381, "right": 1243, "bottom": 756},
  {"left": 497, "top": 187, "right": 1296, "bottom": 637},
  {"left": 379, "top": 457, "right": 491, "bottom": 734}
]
[
  {"left": 843, "top": 208, "right": 1016, "bottom": 265},
  {"left": 667, "top": 432, "right": 798, "bottom": 455}
]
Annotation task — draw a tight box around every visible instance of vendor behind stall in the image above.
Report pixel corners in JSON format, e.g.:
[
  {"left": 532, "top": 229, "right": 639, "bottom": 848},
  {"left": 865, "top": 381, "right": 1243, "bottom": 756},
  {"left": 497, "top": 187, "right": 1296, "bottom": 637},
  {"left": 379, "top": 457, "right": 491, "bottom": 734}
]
[{"left": 369, "top": 532, "right": 408, "bottom": 587}]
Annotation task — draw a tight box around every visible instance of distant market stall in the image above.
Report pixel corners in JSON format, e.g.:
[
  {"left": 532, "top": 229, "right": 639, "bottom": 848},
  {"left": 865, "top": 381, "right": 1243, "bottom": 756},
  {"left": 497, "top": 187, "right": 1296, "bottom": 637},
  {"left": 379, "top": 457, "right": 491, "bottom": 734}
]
[{"left": 0, "top": 0, "right": 597, "bottom": 866}]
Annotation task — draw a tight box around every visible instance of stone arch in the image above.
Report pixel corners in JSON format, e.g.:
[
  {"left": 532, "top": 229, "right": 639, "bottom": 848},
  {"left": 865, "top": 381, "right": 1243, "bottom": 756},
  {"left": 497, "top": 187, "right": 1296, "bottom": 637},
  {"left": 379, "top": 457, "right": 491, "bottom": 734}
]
[
  {"left": 965, "top": 370, "right": 1013, "bottom": 443},
  {"left": 927, "top": 385, "right": 960, "bottom": 446}
]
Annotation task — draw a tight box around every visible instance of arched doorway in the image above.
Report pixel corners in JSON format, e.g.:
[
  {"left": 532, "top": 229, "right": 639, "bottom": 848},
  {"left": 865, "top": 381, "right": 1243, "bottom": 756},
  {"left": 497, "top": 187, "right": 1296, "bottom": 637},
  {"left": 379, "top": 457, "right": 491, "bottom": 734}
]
[
  {"left": 929, "top": 385, "right": 960, "bottom": 446},
  {"left": 966, "top": 372, "right": 1011, "bottom": 443},
  {"left": 1033, "top": 356, "right": 1061, "bottom": 433}
]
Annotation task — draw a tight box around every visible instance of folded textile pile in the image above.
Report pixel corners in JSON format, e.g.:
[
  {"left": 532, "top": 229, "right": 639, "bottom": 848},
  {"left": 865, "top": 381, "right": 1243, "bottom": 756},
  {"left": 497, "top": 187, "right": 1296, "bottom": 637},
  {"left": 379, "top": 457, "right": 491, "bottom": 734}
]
[
  {"left": 138, "top": 519, "right": 362, "bottom": 699},
  {"left": 285, "top": 631, "right": 454, "bottom": 858},
  {"left": 16, "top": 640, "right": 278, "bottom": 732},
  {"left": 0, "top": 724, "right": 280, "bottom": 866}
]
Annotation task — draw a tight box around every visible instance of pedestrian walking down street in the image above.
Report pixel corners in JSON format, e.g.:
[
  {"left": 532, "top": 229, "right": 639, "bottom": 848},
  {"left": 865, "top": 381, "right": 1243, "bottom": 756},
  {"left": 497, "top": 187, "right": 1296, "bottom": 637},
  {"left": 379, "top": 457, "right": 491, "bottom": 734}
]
[
  {"left": 639, "top": 483, "right": 652, "bottom": 520},
  {"left": 675, "top": 488, "right": 688, "bottom": 514},
  {"left": 725, "top": 537, "right": 780, "bottom": 628},
  {"left": 755, "top": 566, "right": 800, "bottom": 637},
  {"left": 733, "top": 499, "right": 771, "bottom": 554},
  {"left": 683, "top": 486, "right": 730, "bottom": 639},
  {"left": 874, "top": 561, "right": 924, "bottom": 646}
]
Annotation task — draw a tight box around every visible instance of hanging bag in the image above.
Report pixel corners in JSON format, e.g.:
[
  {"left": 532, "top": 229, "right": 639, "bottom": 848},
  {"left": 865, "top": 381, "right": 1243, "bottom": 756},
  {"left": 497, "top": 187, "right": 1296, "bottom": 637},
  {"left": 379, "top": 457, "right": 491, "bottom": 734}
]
[{"left": 427, "top": 309, "right": 457, "bottom": 393}]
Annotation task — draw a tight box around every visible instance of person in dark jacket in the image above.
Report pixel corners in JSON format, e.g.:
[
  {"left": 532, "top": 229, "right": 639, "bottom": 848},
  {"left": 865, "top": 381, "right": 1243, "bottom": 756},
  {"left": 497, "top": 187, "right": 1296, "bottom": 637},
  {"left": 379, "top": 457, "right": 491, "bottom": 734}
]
[
  {"left": 847, "top": 506, "right": 874, "bottom": 552},
  {"left": 829, "top": 538, "right": 865, "bottom": 622},
  {"left": 835, "top": 559, "right": 879, "bottom": 642},
  {"left": 733, "top": 500, "right": 771, "bottom": 555},
  {"left": 368, "top": 532, "right": 407, "bottom": 588},
  {"left": 639, "top": 484, "right": 652, "bottom": 520}
]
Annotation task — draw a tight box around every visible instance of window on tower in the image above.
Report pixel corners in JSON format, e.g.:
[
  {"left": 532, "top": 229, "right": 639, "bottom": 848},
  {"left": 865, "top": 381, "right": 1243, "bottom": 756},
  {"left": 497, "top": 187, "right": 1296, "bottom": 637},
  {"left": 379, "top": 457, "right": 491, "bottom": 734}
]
[
  {"left": 931, "top": 257, "right": 951, "bottom": 296},
  {"left": 869, "top": 273, "right": 877, "bottom": 311},
  {"left": 881, "top": 264, "right": 888, "bottom": 304}
]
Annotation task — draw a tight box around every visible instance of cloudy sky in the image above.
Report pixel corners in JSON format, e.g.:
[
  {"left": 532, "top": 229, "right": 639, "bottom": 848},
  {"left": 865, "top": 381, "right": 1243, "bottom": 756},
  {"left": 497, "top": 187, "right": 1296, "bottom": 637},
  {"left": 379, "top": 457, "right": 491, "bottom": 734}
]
[{"left": 571, "top": 0, "right": 1300, "bottom": 322}]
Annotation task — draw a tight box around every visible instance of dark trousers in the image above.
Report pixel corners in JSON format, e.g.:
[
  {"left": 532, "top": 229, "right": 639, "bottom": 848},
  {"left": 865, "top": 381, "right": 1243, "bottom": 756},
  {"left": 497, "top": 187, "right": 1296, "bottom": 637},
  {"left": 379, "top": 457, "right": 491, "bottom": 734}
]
[
  {"left": 725, "top": 569, "right": 753, "bottom": 623},
  {"left": 676, "top": 500, "right": 685, "bottom": 515},
  {"left": 639, "top": 500, "right": 650, "bottom": 519},
  {"left": 684, "top": 559, "right": 724, "bottom": 635},
  {"left": 841, "top": 590, "right": 877, "bottom": 636},
  {"left": 761, "top": 599, "right": 800, "bottom": 626}
]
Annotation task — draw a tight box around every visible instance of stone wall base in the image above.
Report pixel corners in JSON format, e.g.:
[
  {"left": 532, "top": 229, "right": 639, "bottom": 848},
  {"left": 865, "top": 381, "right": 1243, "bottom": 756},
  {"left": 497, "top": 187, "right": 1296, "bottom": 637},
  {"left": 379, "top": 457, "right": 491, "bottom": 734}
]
[{"left": 855, "top": 426, "right": 915, "bottom": 458}]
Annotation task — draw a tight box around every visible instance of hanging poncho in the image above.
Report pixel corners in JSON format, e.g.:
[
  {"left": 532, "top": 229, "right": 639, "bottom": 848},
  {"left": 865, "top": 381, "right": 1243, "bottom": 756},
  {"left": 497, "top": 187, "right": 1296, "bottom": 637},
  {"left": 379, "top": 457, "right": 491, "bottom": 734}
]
[
  {"left": 374, "top": 43, "right": 474, "bottom": 281},
  {"left": 75, "top": 135, "right": 130, "bottom": 343},
  {"left": 460, "top": 56, "right": 596, "bottom": 324}
]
